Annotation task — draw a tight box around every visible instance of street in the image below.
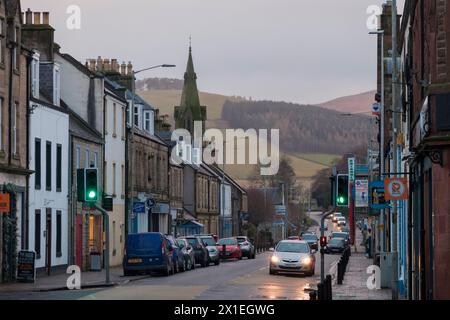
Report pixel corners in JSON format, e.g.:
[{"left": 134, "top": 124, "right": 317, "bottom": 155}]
[{"left": 0, "top": 213, "right": 340, "bottom": 301}]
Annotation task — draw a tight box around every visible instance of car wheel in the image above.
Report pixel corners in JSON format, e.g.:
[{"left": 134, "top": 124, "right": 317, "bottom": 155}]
[
  {"left": 174, "top": 261, "right": 180, "bottom": 273},
  {"left": 192, "top": 259, "right": 196, "bottom": 269},
  {"left": 163, "top": 264, "right": 171, "bottom": 277},
  {"left": 201, "top": 258, "right": 207, "bottom": 268},
  {"left": 214, "top": 259, "right": 220, "bottom": 266},
  {"left": 238, "top": 254, "right": 243, "bottom": 260}
]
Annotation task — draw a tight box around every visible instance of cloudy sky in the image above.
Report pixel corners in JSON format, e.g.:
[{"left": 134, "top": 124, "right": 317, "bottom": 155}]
[{"left": 22, "top": 0, "right": 404, "bottom": 104}]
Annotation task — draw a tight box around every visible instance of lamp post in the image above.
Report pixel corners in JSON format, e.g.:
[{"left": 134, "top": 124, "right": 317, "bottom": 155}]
[
  {"left": 369, "top": 30, "right": 386, "bottom": 256},
  {"left": 127, "top": 64, "right": 175, "bottom": 235}
]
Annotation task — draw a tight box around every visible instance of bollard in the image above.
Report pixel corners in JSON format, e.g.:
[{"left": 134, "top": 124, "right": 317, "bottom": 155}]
[
  {"left": 326, "top": 275, "right": 332, "bottom": 300},
  {"left": 337, "top": 261, "right": 343, "bottom": 285},
  {"left": 317, "top": 282, "right": 324, "bottom": 300},
  {"left": 309, "top": 291, "right": 317, "bottom": 301}
]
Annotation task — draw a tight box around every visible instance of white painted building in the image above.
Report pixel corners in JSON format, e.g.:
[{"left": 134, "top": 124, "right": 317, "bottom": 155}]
[
  {"left": 28, "top": 52, "right": 70, "bottom": 272},
  {"left": 103, "top": 79, "right": 127, "bottom": 266}
]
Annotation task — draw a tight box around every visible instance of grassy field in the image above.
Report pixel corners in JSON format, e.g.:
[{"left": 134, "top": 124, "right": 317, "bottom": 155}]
[
  {"left": 137, "top": 89, "right": 243, "bottom": 120},
  {"left": 295, "top": 153, "right": 340, "bottom": 167}
]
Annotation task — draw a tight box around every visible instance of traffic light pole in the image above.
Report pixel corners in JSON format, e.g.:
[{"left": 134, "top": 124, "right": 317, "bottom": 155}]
[
  {"left": 320, "top": 208, "right": 335, "bottom": 283},
  {"left": 93, "top": 204, "right": 110, "bottom": 284}
]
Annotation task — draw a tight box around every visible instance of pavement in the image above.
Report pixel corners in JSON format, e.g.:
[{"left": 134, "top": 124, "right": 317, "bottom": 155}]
[
  {"left": 331, "top": 223, "right": 392, "bottom": 300},
  {"left": 0, "top": 265, "right": 150, "bottom": 293}
]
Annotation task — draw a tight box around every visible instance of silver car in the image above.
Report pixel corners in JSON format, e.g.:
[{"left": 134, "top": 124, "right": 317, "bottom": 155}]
[{"left": 269, "top": 240, "right": 316, "bottom": 276}]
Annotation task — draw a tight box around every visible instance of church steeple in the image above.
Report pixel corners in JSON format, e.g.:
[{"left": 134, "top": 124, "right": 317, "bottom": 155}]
[{"left": 174, "top": 43, "right": 207, "bottom": 136}]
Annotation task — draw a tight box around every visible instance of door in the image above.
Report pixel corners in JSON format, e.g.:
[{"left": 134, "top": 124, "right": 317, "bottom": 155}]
[
  {"left": 76, "top": 215, "right": 83, "bottom": 268},
  {"left": 45, "top": 208, "right": 52, "bottom": 275}
]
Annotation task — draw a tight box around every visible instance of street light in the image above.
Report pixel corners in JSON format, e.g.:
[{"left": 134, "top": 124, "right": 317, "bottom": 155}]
[{"left": 127, "top": 63, "right": 176, "bottom": 234}]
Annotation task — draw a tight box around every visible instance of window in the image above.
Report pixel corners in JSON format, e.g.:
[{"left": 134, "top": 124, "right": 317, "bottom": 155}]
[
  {"left": 12, "top": 102, "right": 17, "bottom": 156},
  {"left": 93, "top": 152, "right": 98, "bottom": 168},
  {"left": 134, "top": 105, "right": 139, "bottom": 127},
  {"left": 0, "top": 97, "right": 3, "bottom": 150},
  {"left": 121, "top": 164, "right": 125, "bottom": 197},
  {"left": 85, "top": 149, "right": 89, "bottom": 168},
  {"left": 53, "top": 65, "right": 60, "bottom": 106},
  {"left": 144, "top": 111, "right": 151, "bottom": 132},
  {"left": 56, "top": 144, "right": 62, "bottom": 192},
  {"left": 112, "top": 162, "right": 116, "bottom": 196},
  {"left": 35, "top": 210, "right": 41, "bottom": 258},
  {"left": 35, "top": 139, "right": 41, "bottom": 189},
  {"left": 13, "top": 26, "right": 19, "bottom": 70},
  {"left": 56, "top": 211, "right": 62, "bottom": 257},
  {"left": 113, "top": 103, "right": 117, "bottom": 136},
  {"left": 31, "top": 53, "right": 40, "bottom": 98},
  {"left": 46, "top": 141, "right": 51, "bottom": 191},
  {"left": 76, "top": 146, "right": 80, "bottom": 169},
  {"left": 122, "top": 108, "right": 126, "bottom": 139}
]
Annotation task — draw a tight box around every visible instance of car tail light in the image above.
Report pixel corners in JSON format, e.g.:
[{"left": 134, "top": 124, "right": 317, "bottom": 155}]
[{"left": 161, "top": 242, "right": 165, "bottom": 255}]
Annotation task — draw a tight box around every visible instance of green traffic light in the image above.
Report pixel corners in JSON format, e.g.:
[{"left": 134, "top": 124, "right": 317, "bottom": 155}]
[
  {"left": 88, "top": 191, "right": 96, "bottom": 199},
  {"left": 339, "top": 196, "right": 345, "bottom": 204}
]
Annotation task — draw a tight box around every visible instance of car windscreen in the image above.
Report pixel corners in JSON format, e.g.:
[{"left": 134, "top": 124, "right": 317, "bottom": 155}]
[
  {"left": 236, "top": 238, "right": 246, "bottom": 243},
  {"left": 185, "top": 238, "right": 198, "bottom": 246},
  {"left": 329, "top": 238, "right": 344, "bottom": 245},
  {"left": 126, "top": 234, "right": 161, "bottom": 254},
  {"left": 176, "top": 240, "right": 185, "bottom": 248},
  {"left": 302, "top": 234, "right": 317, "bottom": 241},
  {"left": 276, "top": 242, "right": 310, "bottom": 253},
  {"left": 218, "top": 238, "right": 237, "bottom": 245},
  {"left": 201, "top": 237, "right": 216, "bottom": 246},
  {"left": 331, "top": 233, "right": 348, "bottom": 239}
]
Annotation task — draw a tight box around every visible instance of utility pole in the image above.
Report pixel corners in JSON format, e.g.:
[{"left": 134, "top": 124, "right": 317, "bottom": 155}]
[{"left": 391, "top": 0, "right": 399, "bottom": 300}]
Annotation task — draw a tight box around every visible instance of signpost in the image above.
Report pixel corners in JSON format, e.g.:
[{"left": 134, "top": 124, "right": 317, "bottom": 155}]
[
  {"left": 17, "top": 251, "right": 36, "bottom": 283},
  {"left": 348, "top": 157, "right": 356, "bottom": 245},
  {"left": 385, "top": 178, "right": 408, "bottom": 201}
]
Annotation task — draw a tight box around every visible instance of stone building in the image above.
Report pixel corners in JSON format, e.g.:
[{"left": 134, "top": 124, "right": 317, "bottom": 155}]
[{"left": 0, "top": 0, "right": 33, "bottom": 282}]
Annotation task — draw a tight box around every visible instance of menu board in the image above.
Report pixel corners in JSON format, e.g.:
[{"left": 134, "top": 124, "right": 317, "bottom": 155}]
[{"left": 17, "top": 251, "right": 36, "bottom": 283}]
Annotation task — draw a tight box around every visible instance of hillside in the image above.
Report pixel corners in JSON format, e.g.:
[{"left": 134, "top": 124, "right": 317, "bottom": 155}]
[{"left": 317, "top": 90, "right": 376, "bottom": 114}]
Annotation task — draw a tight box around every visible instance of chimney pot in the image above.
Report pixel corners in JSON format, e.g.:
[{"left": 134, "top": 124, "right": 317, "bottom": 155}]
[
  {"left": 25, "top": 9, "right": 32, "bottom": 24},
  {"left": 33, "top": 12, "right": 41, "bottom": 24},
  {"left": 121, "top": 62, "right": 127, "bottom": 75},
  {"left": 127, "top": 62, "right": 133, "bottom": 75},
  {"left": 42, "top": 12, "right": 50, "bottom": 25},
  {"left": 89, "top": 59, "right": 96, "bottom": 71}
]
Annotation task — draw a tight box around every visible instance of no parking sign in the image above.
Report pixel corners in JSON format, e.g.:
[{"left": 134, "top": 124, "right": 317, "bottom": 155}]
[{"left": 384, "top": 178, "right": 408, "bottom": 200}]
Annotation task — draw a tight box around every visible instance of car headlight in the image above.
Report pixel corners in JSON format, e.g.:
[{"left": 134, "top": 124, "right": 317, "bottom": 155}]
[
  {"left": 271, "top": 255, "right": 279, "bottom": 263},
  {"left": 302, "top": 256, "right": 312, "bottom": 265}
]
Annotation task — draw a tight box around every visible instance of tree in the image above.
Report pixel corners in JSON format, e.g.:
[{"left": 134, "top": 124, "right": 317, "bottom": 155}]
[{"left": 247, "top": 188, "right": 275, "bottom": 227}]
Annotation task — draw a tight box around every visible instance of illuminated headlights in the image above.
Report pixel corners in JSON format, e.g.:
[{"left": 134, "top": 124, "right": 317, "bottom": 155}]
[
  {"left": 271, "top": 255, "right": 279, "bottom": 263},
  {"left": 302, "top": 256, "right": 312, "bottom": 265}
]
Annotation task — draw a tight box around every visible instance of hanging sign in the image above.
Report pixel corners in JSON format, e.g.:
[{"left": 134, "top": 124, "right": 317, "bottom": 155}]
[{"left": 385, "top": 178, "right": 408, "bottom": 200}]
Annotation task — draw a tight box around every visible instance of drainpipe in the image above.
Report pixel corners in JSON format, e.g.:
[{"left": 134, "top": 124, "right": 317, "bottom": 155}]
[
  {"left": 25, "top": 53, "right": 32, "bottom": 250},
  {"left": 7, "top": 18, "right": 14, "bottom": 166}
]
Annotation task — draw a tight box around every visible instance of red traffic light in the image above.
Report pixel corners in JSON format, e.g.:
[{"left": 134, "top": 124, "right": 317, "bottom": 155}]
[{"left": 320, "top": 236, "right": 327, "bottom": 247}]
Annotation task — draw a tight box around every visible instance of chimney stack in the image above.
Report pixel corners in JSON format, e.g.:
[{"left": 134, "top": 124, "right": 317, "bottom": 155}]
[
  {"left": 33, "top": 12, "right": 41, "bottom": 24},
  {"left": 42, "top": 12, "right": 50, "bottom": 25},
  {"left": 25, "top": 9, "right": 32, "bottom": 24},
  {"left": 120, "top": 61, "right": 127, "bottom": 75},
  {"left": 89, "top": 59, "right": 96, "bottom": 71},
  {"left": 127, "top": 62, "right": 133, "bottom": 75},
  {"left": 103, "top": 59, "right": 111, "bottom": 72},
  {"left": 96, "top": 56, "right": 103, "bottom": 72},
  {"left": 111, "top": 59, "right": 118, "bottom": 73}
]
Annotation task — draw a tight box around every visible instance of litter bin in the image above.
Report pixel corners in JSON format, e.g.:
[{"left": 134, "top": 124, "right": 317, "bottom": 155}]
[{"left": 90, "top": 252, "right": 101, "bottom": 271}]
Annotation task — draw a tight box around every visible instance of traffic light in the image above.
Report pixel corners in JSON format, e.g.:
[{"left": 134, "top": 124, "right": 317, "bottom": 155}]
[
  {"left": 336, "top": 174, "right": 349, "bottom": 207},
  {"left": 320, "top": 236, "right": 327, "bottom": 247},
  {"left": 77, "top": 168, "right": 98, "bottom": 202},
  {"left": 85, "top": 168, "right": 98, "bottom": 202}
]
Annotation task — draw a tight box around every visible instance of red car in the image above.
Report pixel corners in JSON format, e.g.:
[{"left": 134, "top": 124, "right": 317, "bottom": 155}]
[{"left": 218, "top": 237, "right": 242, "bottom": 260}]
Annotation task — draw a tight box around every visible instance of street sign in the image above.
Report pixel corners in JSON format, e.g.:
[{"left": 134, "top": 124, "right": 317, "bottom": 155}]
[
  {"left": 0, "top": 193, "right": 10, "bottom": 213},
  {"left": 133, "top": 202, "right": 146, "bottom": 214},
  {"left": 370, "top": 180, "right": 388, "bottom": 209},
  {"left": 17, "top": 251, "right": 36, "bottom": 283},
  {"left": 348, "top": 157, "right": 355, "bottom": 182},
  {"left": 372, "top": 102, "right": 381, "bottom": 116},
  {"left": 355, "top": 179, "right": 369, "bottom": 208},
  {"left": 385, "top": 178, "right": 408, "bottom": 200},
  {"left": 146, "top": 198, "right": 156, "bottom": 208},
  {"left": 274, "top": 205, "right": 287, "bottom": 216}
]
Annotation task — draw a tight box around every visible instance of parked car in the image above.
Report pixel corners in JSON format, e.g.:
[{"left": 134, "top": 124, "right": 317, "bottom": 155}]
[
  {"left": 340, "top": 226, "right": 350, "bottom": 233},
  {"left": 176, "top": 238, "right": 195, "bottom": 270},
  {"left": 269, "top": 240, "right": 316, "bottom": 276},
  {"left": 123, "top": 232, "right": 174, "bottom": 276},
  {"left": 329, "top": 231, "right": 350, "bottom": 245},
  {"left": 180, "top": 236, "right": 209, "bottom": 267},
  {"left": 198, "top": 235, "right": 221, "bottom": 265},
  {"left": 236, "top": 236, "right": 256, "bottom": 259},
  {"left": 195, "top": 233, "right": 219, "bottom": 243},
  {"left": 288, "top": 236, "right": 300, "bottom": 240},
  {"left": 165, "top": 235, "right": 186, "bottom": 273},
  {"left": 218, "top": 237, "right": 242, "bottom": 260},
  {"left": 325, "top": 238, "right": 347, "bottom": 254},
  {"left": 301, "top": 233, "right": 318, "bottom": 251}
]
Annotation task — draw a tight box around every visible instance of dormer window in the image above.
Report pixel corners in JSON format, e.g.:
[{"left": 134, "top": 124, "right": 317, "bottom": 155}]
[
  {"left": 31, "top": 52, "right": 40, "bottom": 98},
  {"left": 144, "top": 110, "right": 153, "bottom": 133}
]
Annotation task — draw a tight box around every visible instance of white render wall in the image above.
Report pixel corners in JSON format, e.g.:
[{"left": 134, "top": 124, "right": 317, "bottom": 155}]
[
  {"left": 28, "top": 104, "right": 69, "bottom": 269},
  {"left": 221, "top": 183, "right": 232, "bottom": 218}
]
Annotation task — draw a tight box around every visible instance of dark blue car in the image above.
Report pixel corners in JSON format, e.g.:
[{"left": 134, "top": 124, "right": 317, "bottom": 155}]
[
  {"left": 123, "top": 233, "right": 174, "bottom": 276},
  {"left": 165, "top": 235, "right": 186, "bottom": 273}
]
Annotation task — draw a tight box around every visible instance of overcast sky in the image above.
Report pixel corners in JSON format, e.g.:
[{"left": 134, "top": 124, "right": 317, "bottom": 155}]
[{"left": 22, "top": 0, "right": 405, "bottom": 104}]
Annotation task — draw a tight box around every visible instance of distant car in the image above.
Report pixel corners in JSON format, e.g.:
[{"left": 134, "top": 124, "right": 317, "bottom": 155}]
[
  {"left": 330, "top": 231, "right": 350, "bottom": 245},
  {"left": 340, "top": 226, "right": 350, "bottom": 233},
  {"left": 288, "top": 236, "right": 300, "bottom": 240},
  {"left": 301, "top": 233, "right": 319, "bottom": 250},
  {"left": 199, "top": 235, "right": 221, "bottom": 265},
  {"left": 218, "top": 237, "right": 242, "bottom": 260},
  {"left": 180, "top": 236, "right": 209, "bottom": 267},
  {"left": 165, "top": 235, "right": 186, "bottom": 273},
  {"left": 123, "top": 232, "right": 174, "bottom": 276},
  {"left": 337, "top": 218, "right": 346, "bottom": 227},
  {"left": 325, "top": 238, "right": 347, "bottom": 254},
  {"left": 269, "top": 240, "right": 316, "bottom": 276},
  {"left": 196, "top": 233, "right": 219, "bottom": 243},
  {"left": 332, "top": 212, "right": 343, "bottom": 223},
  {"left": 176, "top": 238, "right": 195, "bottom": 270},
  {"left": 236, "top": 236, "right": 256, "bottom": 259}
]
